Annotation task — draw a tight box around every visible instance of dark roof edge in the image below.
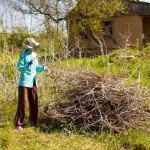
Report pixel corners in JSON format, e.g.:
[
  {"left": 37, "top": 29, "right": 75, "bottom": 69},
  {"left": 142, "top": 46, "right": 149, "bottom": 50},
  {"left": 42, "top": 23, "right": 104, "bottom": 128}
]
[
  {"left": 128, "top": 1, "right": 150, "bottom": 5},
  {"left": 114, "top": 13, "right": 150, "bottom": 17}
]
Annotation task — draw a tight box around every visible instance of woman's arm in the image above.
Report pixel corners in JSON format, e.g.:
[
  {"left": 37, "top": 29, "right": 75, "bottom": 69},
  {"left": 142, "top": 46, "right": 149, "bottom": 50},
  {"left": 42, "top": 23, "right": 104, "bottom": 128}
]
[
  {"left": 35, "top": 57, "right": 45, "bottom": 72},
  {"left": 17, "top": 53, "right": 29, "bottom": 72}
]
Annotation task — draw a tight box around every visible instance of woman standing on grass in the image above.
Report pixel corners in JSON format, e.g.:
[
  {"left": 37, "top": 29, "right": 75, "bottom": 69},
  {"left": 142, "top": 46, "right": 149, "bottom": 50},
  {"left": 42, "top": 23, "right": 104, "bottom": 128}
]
[{"left": 14, "top": 38, "right": 49, "bottom": 131}]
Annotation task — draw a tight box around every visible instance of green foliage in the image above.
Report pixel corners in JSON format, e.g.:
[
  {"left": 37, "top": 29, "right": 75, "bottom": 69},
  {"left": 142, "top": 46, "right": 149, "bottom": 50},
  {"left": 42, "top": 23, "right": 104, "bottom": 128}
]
[
  {"left": 0, "top": 52, "right": 19, "bottom": 79},
  {"left": 143, "top": 43, "right": 150, "bottom": 51},
  {"left": 37, "top": 28, "right": 67, "bottom": 57},
  {"left": 0, "top": 125, "right": 149, "bottom": 150},
  {"left": 0, "top": 28, "right": 35, "bottom": 52},
  {"left": 85, "top": 48, "right": 150, "bottom": 87},
  {"left": 0, "top": 47, "right": 150, "bottom": 149},
  {"left": 68, "top": 0, "right": 126, "bottom": 34},
  {"left": 7, "top": 28, "right": 35, "bottom": 49}
]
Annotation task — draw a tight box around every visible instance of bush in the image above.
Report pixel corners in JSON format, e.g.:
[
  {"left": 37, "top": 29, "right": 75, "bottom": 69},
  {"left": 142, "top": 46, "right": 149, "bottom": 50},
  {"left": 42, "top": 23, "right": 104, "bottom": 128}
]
[{"left": 7, "top": 28, "right": 35, "bottom": 50}]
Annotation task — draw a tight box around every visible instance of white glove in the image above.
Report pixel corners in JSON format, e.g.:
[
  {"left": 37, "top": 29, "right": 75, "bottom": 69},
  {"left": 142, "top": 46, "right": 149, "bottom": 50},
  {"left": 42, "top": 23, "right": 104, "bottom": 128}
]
[{"left": 44, "top": 66, "right": 50, "bottom": 74}]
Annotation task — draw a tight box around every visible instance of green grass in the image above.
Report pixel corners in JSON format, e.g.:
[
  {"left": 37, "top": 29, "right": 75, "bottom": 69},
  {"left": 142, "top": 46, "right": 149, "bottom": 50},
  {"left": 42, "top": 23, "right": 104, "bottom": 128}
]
[
  {"left": 0, "top": 123, "right": 150, "bottom": 150},
  {"left": 0, "top": 48, "right": 150, "bottom": 150},
  {"left": 0, "top": 123, "right": 103, "bottom": 150}
]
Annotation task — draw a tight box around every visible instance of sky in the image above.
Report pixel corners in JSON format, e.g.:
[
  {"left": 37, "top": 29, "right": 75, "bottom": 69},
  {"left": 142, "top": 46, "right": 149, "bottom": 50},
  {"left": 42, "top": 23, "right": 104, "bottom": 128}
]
[
  {"left": 141, "top": 0, "right": 150, "bottom": 2},
  {"left": 0, "top": 0, "right": 150, "bottom": 33}
]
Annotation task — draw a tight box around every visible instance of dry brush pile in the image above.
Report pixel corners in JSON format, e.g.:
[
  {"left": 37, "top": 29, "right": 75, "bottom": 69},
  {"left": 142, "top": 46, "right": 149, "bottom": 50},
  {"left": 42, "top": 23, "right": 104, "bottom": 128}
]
[{"left": 44, "top": 69, "right": 150, "bottom": 132}]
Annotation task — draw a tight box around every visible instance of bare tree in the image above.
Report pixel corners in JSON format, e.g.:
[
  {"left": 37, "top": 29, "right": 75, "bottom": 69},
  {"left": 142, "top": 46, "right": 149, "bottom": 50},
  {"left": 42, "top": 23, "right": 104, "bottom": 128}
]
[
  {"left": 8, "top": 0, "right": 127, "bottom": 54},
  {"left": 11, "top": 0, "right": 126, "bottom": 31}
]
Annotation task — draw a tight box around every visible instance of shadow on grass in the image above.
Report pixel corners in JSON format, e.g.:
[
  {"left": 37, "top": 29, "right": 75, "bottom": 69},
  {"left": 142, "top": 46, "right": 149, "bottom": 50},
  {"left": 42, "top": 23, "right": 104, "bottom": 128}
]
[
  {"left": 38, "top": 117, "right": 66, "bottom": 133},
  {"left": 0, "top": 124, "right": 8, "bottom": 128},
  {"left": 38, "top": 115, "right": 93, "bottom": 135},
  {"left": 38, "top": 116, "right": 115, "bottom": 135}
]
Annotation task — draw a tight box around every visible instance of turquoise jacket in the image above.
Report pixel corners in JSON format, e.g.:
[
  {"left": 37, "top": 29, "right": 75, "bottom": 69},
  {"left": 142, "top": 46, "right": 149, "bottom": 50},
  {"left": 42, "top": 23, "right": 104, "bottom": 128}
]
[{"left": 18, "top": 50, "right": 45, "bottom": 88}]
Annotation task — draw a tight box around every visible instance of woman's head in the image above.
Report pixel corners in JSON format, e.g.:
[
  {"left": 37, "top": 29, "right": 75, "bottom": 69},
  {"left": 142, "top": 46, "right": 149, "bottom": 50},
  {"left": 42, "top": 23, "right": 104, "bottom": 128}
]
[{"left": 24, "top": 38, "right": 40, "bottom": 50}]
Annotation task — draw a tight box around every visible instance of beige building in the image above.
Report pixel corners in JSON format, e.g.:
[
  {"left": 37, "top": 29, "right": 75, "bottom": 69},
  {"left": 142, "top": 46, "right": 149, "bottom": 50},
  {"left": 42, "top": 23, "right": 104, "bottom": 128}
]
[{"left": 68, "top": 1, "right": 150, "bottom": 56}]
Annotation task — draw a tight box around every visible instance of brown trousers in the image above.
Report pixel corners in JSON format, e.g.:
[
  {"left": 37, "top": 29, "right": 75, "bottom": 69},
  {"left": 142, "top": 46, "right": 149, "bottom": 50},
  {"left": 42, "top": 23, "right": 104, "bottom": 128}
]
[{"left": 14, "top": 85, "right": 38, "bottom": 127}]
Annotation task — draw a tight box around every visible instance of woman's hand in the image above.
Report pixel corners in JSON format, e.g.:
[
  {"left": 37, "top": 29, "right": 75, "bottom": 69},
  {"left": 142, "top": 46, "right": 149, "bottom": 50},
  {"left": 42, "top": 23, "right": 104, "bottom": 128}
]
[
  {"left": 28, "top": 60, "right": 33, "bottom": 67},
  {"left": 44, "top": 66, "right": 50, "bottom": 74}
]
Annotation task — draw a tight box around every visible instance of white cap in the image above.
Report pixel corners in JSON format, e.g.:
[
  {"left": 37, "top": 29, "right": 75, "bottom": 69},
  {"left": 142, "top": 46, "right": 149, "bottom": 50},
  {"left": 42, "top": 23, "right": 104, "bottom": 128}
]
[{"left": 24, "top": 38, "right": 40, "bottom": 49}]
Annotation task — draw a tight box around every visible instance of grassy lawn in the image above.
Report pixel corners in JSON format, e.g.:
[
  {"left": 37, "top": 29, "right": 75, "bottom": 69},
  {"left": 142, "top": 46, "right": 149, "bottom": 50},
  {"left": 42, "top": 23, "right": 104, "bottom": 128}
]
[
  {"left": 0, "top": 48, "right": 150, "bottom": 150},
  {"left": 0, "top": 122, "right": 149, "bottom": 150}
]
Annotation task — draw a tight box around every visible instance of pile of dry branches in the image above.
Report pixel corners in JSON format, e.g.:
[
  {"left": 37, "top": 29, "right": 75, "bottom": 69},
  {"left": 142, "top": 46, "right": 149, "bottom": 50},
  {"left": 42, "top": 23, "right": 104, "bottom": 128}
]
[{"left": 46, "top": 69, "right": 150, "bottom": 132}]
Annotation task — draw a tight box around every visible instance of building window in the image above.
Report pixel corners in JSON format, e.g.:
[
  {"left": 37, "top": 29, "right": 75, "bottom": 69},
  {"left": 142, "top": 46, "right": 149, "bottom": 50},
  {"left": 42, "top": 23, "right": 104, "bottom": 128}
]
[
  {"left": 103, "top": 21, "right": 113, "bottom": 39},
  {"left": 79, "top": 31, "right": 89, "bottom": 39},
  {"left": 78, "top": 21, "right": 90, "bottom": 39}
]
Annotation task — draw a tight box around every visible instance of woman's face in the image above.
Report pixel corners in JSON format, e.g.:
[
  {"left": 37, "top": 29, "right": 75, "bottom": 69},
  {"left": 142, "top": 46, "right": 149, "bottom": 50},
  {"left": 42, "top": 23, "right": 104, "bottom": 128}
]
[
  {"left": 29, "top": 47, "right": 38, "bottom": 51},
  {"left": 33, "top": 47, "right": 37, "bottom": 51}
]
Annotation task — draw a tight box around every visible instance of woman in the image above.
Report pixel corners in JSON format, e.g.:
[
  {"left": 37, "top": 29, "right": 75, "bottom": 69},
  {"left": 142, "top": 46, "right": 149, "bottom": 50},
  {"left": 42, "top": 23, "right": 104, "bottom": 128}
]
[{"left": 14, "top": 38, "right": 49, "bottom": 131}]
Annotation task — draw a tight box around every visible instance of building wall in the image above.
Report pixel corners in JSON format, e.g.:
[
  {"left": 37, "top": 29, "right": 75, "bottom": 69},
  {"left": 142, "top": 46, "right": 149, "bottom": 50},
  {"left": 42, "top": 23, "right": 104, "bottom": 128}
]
[
  {"left": 68, "top": 24, "right": 115, "bottom": 54},
  {"left": 67, "top": 1, "right": 150, "bottom": 55},
  {"left": 68, "top": 24, "right": 99, "bottom": 53},
  {"left": 68, "top": 15, "right": 143, "bottom": 55},
  {"left": 113, "top": 15, "right": 143, "bottom": 49}
]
